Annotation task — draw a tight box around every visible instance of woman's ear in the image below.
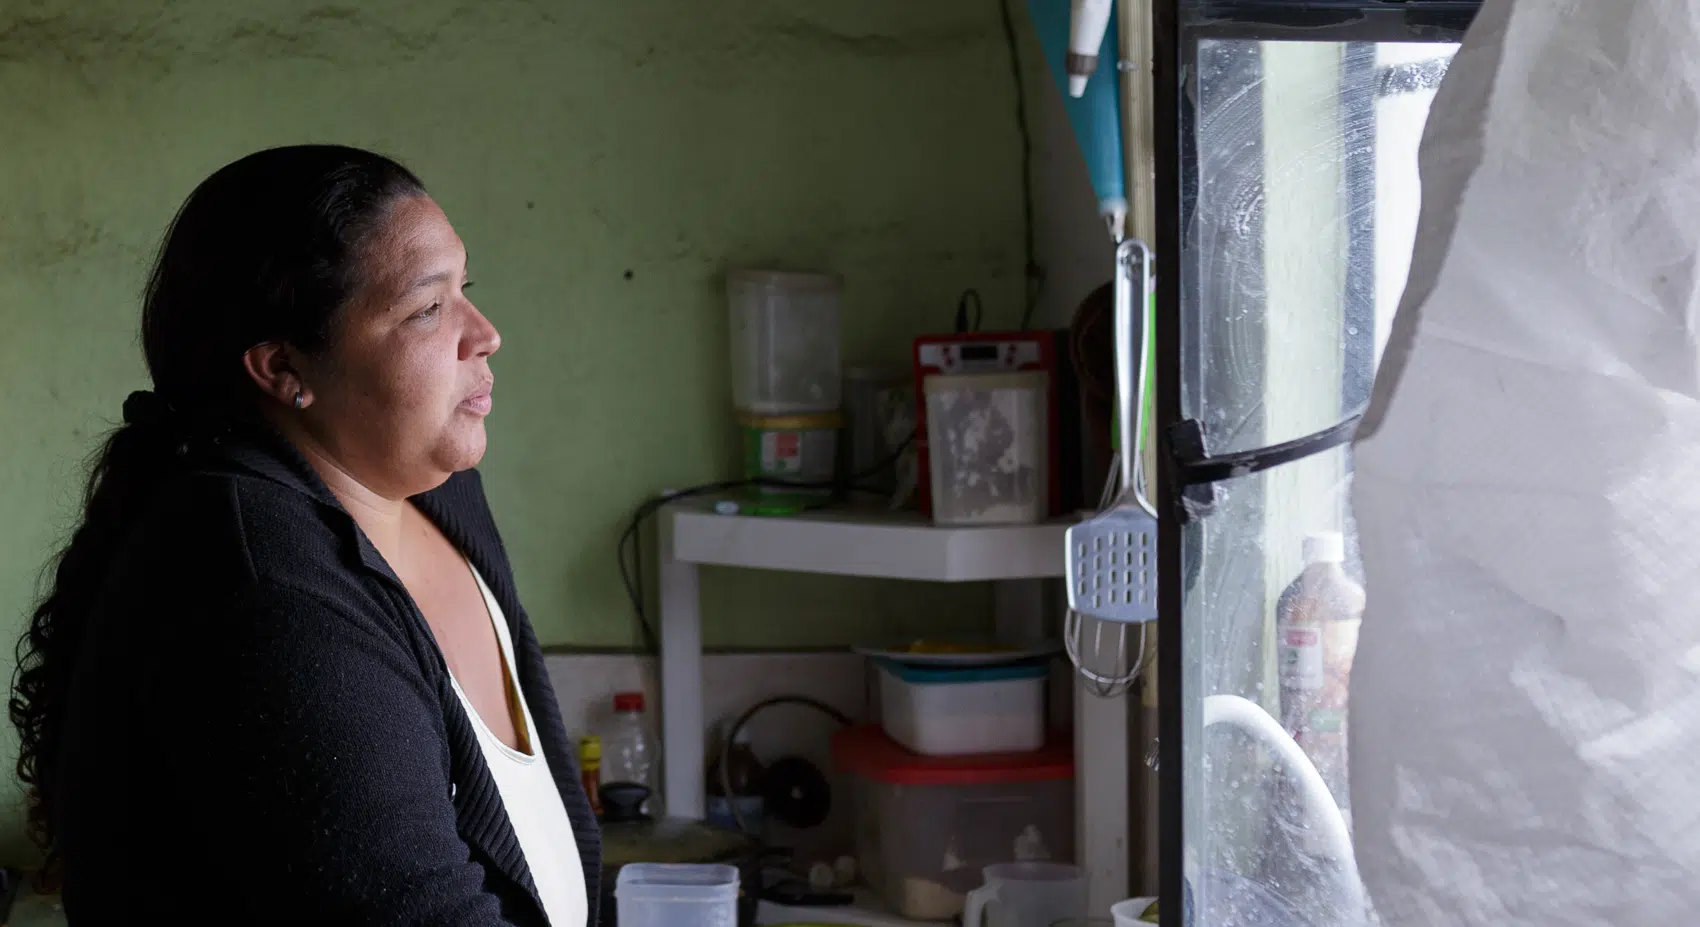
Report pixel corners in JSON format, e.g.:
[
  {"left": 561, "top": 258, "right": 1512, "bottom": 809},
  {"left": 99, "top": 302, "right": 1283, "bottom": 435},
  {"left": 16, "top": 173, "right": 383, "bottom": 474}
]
[{"left": 242, "top": 342, "right": 312, "bottom": 410}]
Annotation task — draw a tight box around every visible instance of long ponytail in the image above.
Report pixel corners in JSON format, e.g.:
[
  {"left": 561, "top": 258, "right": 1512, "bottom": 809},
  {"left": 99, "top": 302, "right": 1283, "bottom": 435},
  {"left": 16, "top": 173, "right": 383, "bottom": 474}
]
[
  {"left": 9, "top": 145, "right": 424, "bottom": 857},
  {"left": 10, "top": 393, "right": 190, "bottom": 850}
]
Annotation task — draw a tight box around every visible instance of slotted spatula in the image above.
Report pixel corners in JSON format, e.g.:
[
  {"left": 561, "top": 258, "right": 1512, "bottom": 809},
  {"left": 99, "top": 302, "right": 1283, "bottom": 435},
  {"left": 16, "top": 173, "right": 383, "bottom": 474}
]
[{"left": 1065, "top": 239, "right": 1158, "bottom": 625}]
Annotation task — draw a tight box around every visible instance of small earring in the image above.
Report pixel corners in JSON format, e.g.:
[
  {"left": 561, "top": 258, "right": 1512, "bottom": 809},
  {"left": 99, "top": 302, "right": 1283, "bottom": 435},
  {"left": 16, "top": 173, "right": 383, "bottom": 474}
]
[{"left": 293, "top": 391, "right": 306, "bottom": 410}]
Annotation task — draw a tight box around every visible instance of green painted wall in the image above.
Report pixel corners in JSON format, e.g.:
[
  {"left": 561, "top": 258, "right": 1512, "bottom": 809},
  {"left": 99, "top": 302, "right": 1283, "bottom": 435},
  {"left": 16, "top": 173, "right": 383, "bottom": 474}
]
[{"left": 0, "top": 0, "right": 1032, "bottom": 858}]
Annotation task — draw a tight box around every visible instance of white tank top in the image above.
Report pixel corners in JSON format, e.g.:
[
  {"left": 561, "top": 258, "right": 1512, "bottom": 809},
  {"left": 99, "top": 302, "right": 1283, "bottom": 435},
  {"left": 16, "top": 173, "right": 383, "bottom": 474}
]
[{"left": 450, "top": 563, "right": 588, "bottom": 926}]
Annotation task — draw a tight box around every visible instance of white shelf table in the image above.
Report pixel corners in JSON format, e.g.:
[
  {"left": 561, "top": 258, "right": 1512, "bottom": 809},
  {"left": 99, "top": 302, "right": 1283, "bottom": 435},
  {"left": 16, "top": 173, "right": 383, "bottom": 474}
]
[{"left": 656, "top": 498, "right": 1072, "bottom": 819}]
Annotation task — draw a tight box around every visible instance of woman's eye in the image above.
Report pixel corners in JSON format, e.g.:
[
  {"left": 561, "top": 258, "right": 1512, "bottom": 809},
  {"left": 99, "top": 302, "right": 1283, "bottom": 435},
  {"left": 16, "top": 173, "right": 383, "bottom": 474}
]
[
  {"left": 411, "top": 302, "right": 441, "bottom": 322},
  {"left": 462, "top": 280, "right": 476, "bottom": 293}
]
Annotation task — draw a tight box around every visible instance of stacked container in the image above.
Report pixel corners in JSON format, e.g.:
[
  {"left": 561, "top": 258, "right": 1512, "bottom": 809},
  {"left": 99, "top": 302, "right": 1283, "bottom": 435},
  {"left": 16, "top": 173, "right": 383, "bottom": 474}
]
[
  {"left": 831, "top": 725, "right": 1075, "bottom": 921},
  {"left": 875, "top": 659, "right": 1047, "bottom": 756},
  {"left": 832, "top": 648, "right": 1073, "bottom": 920},
  {"left": 727, "top": 270, "right": 842, "bottom": 499}
]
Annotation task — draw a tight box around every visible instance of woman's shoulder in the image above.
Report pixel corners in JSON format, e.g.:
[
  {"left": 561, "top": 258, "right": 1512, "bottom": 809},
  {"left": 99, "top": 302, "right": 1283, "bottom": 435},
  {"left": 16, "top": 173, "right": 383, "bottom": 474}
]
[
  {"left": 111, "top": 464, "right": 379, "bottom": 630},
  {"left": 158, "top": 466, "right": 351, "bottom": 579},
  {"left": 90, "top": 468, "right": 426, "bottom": 688}
]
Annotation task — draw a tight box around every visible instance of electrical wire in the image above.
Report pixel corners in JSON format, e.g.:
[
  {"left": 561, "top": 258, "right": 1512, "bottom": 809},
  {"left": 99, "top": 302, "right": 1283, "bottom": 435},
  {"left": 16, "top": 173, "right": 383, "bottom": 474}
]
[
  {"left": 998, "top": 0, "right": 1043, "bottom": 330},
  {"left": 954, "top": 288, "right": 985, "bottom": 333},
  {"left": 618, "top": 477, "right": 753, "bottom": 654},
  {"left": 718, "top": 695, "right": 853, "bottom": 834},
  {"left": 617, "top": 432, "right": 917, "bottom": 654}
]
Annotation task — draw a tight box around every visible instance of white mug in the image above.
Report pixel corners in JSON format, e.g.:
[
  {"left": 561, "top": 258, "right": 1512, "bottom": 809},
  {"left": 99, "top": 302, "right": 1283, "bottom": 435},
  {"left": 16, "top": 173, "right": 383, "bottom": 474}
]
[{"left": 962, "top": 862, "right": 1089, "bottom": 927}]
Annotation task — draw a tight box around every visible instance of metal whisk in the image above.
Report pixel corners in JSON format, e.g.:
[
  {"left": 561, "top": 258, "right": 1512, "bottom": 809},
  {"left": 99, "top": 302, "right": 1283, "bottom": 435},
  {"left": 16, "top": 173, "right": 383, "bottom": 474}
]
[
  {"left": 1065, "top": 239, "right": 1158, "bottom": 697},
  {"left": 1066, "top": 451, "right": 1153, "bottom": 696}
]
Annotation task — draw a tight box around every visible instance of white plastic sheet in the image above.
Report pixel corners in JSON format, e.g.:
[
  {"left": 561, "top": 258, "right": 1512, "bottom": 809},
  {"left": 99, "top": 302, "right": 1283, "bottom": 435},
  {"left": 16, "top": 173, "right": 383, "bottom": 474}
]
[{"left": 1352, "top": 0, "right": 1700, "bottom": 923}]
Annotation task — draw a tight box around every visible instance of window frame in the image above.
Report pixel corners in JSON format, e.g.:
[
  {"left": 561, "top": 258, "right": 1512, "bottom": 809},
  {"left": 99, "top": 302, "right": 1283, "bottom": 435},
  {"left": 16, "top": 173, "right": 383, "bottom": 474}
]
[{"left": 1153, "top": 3, "right": 1480, "bottom": 925}]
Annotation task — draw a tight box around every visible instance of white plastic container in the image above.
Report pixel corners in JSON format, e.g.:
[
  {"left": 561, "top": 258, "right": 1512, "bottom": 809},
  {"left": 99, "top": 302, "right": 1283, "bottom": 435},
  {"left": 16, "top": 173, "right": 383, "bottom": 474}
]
[
  {"left": 615, "top": 863, "right": 739, "bottom": 927},
  {"left": 923, "top": 371, "right": 1048, "bottom": 525},
  {"left": 832, "top": 726, "right": 1076, "bottom": 921},
  {"left": 728, "top": 269, "right": 842, "bottom": 415},
  {"left": 876, "top": 660, "right": 1047, "bottom": 756}
]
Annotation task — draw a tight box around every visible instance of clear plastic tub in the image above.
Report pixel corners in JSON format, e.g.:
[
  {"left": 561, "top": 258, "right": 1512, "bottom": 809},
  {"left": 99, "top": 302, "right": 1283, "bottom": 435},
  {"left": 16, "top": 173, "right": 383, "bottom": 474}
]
[
  {"left": 831, "top": 726, "right": 1075, "bottom": 921},
  {"left": 615, "top": 863, "right": 739, "bottom": 927},
  {"left": 843, "top": 364, "right": 910, "bottom": 491},
  {"left": 875, "top": 660, "right": 1047, "bottom": 756},
  {"left": 728, "top": 269, "right": 842, "bottom": 415},
  {"left": 923, "top": 371, "right": 1049, "bottom": 525}
]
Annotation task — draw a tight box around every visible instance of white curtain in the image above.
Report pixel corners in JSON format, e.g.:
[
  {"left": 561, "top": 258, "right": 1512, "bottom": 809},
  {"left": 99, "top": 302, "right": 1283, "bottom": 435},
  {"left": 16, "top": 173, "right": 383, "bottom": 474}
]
[{"left": 1352, "top": 0, "right": 1700, "bottom": 923}]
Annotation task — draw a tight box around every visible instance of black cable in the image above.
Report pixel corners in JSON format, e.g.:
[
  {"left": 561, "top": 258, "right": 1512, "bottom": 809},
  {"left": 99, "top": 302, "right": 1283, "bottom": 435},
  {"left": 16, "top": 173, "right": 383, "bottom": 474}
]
[
  {"left": 618, "top": 432, "right": 917, "bottom": 655},
  {"left": 617, "top": 478, "right": 746, "bottom": 654},
  {"left": 1171, "top": 413, "right": 1363, "bottom": 487},
  {"left": 999, "top": 0, "right": 1043, "bottom": 330},
  {"left": 720, "top": 695, "right": 853, "bottom": 834},
  {"left": 954, "top": 288, "right": 985, "bottom": 333}
]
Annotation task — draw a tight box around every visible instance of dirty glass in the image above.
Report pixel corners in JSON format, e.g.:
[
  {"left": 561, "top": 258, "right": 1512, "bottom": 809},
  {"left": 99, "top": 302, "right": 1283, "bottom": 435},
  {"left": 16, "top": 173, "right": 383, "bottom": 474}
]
[{"left": 1180, "top": 39, "right": 1456, "bottom": 926}]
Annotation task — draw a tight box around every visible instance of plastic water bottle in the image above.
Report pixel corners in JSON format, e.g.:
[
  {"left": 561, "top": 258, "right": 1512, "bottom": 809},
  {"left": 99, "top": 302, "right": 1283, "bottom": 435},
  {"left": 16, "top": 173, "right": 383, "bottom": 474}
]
[
  {"left": 600, "top": 692, "right": 661, "bottom": 816},
  {"left": 1276, "top": 532, "right": 1365, "bottom": 813}
]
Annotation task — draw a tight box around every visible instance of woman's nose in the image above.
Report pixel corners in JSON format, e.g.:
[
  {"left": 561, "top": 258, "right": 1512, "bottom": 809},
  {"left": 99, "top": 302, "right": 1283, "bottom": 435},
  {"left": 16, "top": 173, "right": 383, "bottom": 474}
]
[{"left": 463, "top": 302, "right": 501, "bottom": 359}]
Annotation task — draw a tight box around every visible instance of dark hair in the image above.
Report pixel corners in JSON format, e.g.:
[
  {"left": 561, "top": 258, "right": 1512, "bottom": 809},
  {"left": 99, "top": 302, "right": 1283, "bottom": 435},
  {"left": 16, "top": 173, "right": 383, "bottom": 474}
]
[{"left": 10, "top": 145, "right": 426, "bottom": 855}]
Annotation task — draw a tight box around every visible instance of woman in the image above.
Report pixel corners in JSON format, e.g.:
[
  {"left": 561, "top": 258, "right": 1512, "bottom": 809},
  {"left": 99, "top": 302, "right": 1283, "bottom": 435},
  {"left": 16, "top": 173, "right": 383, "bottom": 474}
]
[{"left": 10, "top": 146, "right": 599, "bottom": 924}]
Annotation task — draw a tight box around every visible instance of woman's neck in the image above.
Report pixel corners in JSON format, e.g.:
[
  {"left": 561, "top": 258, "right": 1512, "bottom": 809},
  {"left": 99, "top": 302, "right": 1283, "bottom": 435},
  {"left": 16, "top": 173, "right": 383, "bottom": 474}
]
[{"left": 286, "top": 433, "right": 410, "bottom": 553}]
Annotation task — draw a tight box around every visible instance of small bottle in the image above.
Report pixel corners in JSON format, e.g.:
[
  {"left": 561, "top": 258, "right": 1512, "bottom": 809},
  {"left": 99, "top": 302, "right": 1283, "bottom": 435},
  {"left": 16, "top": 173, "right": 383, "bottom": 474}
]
[
  {"left": 1276, "top": 531, "right": 1365, "bottom": 811},
  {"left": 578, "top": 735, "right": 603, "bottom": 817},
  {"left": 600, "top": 692, "right": 661, "bottom": 817}
]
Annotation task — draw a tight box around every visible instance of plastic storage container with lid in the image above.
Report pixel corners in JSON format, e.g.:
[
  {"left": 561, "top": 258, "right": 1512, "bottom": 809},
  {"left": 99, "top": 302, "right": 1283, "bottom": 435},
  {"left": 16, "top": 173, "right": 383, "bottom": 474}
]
[
  {"left": 875, "top": 659, "right": 1047, "bottom": 756},
  {"left": 728, "top": 269, "right": 842, "bottom": 415},
  {"left": 923, "top": 371, "right": 1049, "bottom": 525},
  {"left": 614, "top": 863, "right": 739, "bottom": 927},
  {"left": 832, "top": 725, "right": 1076, "bottom": 921}
]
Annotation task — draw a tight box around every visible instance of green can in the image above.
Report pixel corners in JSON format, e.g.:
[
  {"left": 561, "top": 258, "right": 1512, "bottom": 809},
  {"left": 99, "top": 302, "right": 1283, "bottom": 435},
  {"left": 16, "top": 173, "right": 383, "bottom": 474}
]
[{"left": 740, "top": 411, "right": 841, "bottom": 496}]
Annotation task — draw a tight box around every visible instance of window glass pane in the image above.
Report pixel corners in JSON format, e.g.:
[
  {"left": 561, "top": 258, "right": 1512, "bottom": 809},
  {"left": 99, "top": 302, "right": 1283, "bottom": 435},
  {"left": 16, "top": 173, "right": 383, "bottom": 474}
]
[
  {"left": 1184, "top": 448, "right": 1363, "bottom": 926},
  {"left": 1181, "top": 37, "right": 1456, "bottom": 926},
  {"left": 1184, "top": 40, "right": 1456, "bottom": 451}
]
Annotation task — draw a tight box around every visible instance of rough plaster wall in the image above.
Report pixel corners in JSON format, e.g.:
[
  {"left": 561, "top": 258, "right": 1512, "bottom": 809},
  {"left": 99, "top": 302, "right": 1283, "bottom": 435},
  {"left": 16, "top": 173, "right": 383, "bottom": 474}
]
[{"left": 0, "top": 0, "right": 1049, "bottom": 859}]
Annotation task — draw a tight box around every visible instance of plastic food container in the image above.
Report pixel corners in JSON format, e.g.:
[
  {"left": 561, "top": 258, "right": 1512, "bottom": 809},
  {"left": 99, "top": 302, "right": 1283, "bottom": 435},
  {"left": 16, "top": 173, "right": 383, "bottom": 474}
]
[
  {"left": 843, "top": 364, "right": 911, "bottom": 491},
  {"left": 831, "top": 725, "right": 1075, "bottom": 921},
  {"left": 728, "top": 269, "right": 842, "bottom": 415},
  {"left": 740, "top": 412, "right": 840, "bottom": 496},
  {"left": 875, "top": 659, "right": 1047, "bottom": 756},
  {"left": 615, "top": 863, "right": 739, "bottom": 927},
  {"left": 923, "top": 371, "right": 1048, "bottom": 525}
]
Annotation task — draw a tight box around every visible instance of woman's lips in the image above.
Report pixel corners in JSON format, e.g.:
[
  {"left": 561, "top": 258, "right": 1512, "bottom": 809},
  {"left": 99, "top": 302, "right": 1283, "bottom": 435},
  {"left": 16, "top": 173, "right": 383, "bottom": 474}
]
[{"left": 460, "top": 389, "right": 493, "bottom": 415}]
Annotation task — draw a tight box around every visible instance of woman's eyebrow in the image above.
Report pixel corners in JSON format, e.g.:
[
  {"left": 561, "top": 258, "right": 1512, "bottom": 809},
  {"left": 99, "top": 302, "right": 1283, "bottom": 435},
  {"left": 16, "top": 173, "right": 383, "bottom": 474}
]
[{"left": 406, "top": 270, "right": 455, "bottom": 291}]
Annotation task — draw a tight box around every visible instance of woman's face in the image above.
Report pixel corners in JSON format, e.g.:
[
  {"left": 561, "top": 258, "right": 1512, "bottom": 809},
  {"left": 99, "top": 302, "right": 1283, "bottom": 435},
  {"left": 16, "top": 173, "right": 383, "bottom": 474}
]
[{"left": 295, "top": 195, "right": 500, "bottom": 499}]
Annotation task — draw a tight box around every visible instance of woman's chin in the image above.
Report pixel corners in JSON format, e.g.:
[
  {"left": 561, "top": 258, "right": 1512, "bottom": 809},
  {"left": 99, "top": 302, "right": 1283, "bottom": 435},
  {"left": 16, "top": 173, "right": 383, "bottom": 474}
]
[{"left": 434, "top": 423, "right": 489, "bottom": 473}]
